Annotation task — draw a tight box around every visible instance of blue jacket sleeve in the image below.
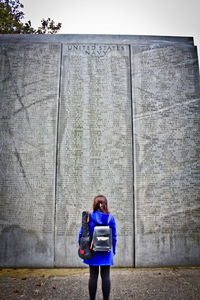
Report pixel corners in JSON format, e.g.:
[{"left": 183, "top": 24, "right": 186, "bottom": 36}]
[
  {"left": 78, "top": 226, "right": 83, "bottom": 245},
  {"left": 110, "top": 216, "right": 117, "bottom": 254}
]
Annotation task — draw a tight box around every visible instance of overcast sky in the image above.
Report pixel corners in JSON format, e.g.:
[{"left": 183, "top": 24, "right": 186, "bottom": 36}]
[{"left": 23, "top": 0, "right": 200, "bottom": 59}]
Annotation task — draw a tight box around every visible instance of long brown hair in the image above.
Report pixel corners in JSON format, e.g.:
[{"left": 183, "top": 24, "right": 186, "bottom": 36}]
[{"left": 93, "top": 195, "right": 109, "bottom": 214}]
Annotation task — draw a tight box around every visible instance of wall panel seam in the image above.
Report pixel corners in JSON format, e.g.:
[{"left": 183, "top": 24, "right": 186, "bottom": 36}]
[
  {"left": 129, "top": 44, "right": 135, "bottom": 268},
  {"left": 53, "top": 43, "right": 63, "bottom": 266}
]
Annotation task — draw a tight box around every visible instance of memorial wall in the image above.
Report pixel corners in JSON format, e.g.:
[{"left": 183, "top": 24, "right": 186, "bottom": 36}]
[
  {"left": 0, "top": 35, "right": 199, "bottom": 267},
  {"left": 131, "top": 44, "right": 200, "bottom": 266}
]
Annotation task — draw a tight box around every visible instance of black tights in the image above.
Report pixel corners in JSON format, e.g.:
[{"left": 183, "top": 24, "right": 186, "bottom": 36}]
[{"left": 89, "top": 265, "right": 110, "bottom": 300}]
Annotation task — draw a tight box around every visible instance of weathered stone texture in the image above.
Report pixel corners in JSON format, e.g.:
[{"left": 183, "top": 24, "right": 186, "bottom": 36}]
[
  {"left": 55, "top": 44, "right": 133, "bottom": 266},
  {"left": 0, "top": 35, "right": 199, "bottom": 268},
  {"left": 0, "top": 43, "right": 61, "bottom": 267},
  {"left": 131, "top": 45, "right": 200, "bottom": 266}
]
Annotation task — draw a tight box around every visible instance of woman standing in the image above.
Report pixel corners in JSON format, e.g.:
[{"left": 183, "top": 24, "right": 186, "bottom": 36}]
[{"left": 79, "top": 195, "right": 117, "bottom": 300}]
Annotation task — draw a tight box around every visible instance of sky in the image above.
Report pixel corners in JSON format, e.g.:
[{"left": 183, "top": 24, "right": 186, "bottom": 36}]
[{"left": 23, "top": 0, "right": 200, "bottom": 59}]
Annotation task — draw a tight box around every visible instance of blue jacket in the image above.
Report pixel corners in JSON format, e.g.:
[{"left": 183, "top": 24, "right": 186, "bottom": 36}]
[{"left": 79, "top": 211, "right": 117, "bottom": 266}]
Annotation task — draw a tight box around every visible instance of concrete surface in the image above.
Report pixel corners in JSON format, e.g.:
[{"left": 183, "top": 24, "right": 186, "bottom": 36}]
[
  {"left": 55, "top": 42, "right": 134, "bottom": 267},
  {"left": 132, "top": 43, "right": 200, "bottom": 267},
  {"left": 0, "top": 43, "right": 61, "bottom": 267},
  {"left": 0, "top": 267, "right": 200, "bottom": 299},
  {"left": 0, "top": 34, "right": 200, "bottom": 268}
]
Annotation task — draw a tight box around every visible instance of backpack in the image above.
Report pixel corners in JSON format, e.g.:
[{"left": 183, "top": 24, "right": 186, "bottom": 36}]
[
  {"left": 78, "top": 211, "right": 94, "bottom": 260},
  {"left": 92, "top": 226, "right": 112, "bottom": 252}
]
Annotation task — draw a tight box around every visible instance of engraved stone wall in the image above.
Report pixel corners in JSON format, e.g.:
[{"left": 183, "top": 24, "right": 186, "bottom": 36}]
[
  {"left": 0, "top": 35, "right": 199, "bottom": 268},
  {"left": 131, "top": 44, "right": 200, "bottom": 266},
  {"left": 0, "top": 43, "right": 61, "bottom": 267},
  {"left": 55, "top": 44, "right": 133, "bottom": 267}
]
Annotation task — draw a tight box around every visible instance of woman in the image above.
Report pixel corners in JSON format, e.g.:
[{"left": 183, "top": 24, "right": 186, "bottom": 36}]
[{"left": 79, "top": 195, "right": 117, "bottom": 300}]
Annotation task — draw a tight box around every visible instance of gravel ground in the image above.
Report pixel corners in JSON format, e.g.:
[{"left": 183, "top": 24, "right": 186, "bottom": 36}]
[{"left": 0, "top": 268, "right": 200, "bottom": 300}]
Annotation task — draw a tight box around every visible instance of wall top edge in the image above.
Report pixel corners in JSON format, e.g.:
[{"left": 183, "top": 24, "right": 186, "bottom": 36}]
[{"left": 0, "top": 34, "right": 194, "bottom": 46}]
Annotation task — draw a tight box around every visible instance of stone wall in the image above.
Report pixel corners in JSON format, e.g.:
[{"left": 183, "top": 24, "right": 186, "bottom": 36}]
[
  {"left": 131, "top": 44, "right": 200, "bottom": 266},
  {"left": 0, "top": 35, "right": 199, "bottom": 267},
  {"left": 0, "top": 43, "right": 61, "bottom": 267}
]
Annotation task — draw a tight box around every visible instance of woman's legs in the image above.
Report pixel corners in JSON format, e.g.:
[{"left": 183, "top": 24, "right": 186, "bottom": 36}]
[
  {"left": 89, "top": 265, "right": 111, "bottom": 300},
  {"left": 100, "top": 266, "right": 111, "bottom": 300},
  {"left": 89, "top": 265, "right": 99, "bottom": 300}
]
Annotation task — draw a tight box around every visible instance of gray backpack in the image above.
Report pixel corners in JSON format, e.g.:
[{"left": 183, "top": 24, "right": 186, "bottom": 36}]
[{"left": 92, "top": 226, "right": 112, "bottom": 252}]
